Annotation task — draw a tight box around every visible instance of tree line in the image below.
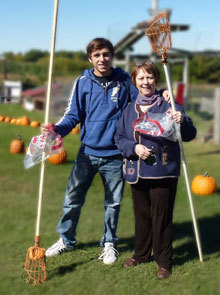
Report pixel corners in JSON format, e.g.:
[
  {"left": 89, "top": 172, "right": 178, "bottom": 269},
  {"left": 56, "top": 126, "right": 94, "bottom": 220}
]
[
  {"left": 1, "top": 49, "right": 91, "bottom": 87},
  {"left": 1, "top": 49, "right": 220, "bottom": 87}
]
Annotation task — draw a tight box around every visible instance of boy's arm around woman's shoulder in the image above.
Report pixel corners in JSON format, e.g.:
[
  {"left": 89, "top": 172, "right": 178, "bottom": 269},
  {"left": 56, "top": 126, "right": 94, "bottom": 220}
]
[{"left": 180, "top": 114, "right": 197, "bottom": 142}]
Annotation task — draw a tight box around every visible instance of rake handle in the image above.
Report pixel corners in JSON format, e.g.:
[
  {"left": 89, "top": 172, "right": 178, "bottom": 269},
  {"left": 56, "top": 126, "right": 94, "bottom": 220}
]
[
  {"left": 145, "top": 11, "right": 203, "bottom": 262},
  {"left": 34, "top": 235, "right": 40, "bottom": 245},
  {"left": 163, "top": 62, "right": 203, "bottom": 262},
  {"left": 35, "top": 0, "right": 59, "bottom": 238}
]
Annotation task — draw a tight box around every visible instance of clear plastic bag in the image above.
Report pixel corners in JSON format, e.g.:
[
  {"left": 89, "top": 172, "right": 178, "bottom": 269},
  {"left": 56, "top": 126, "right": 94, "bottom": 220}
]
[
  {"left": 132, "top": 111, "right": 179, "bottom": 142},
  {"left": 24, "top": 124, "right": 63, "bottom": 169}
]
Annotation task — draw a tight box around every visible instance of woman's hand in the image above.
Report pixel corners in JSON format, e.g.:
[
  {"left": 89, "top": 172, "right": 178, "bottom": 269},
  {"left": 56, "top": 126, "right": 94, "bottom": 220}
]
[
  {"left": 172, "top": 111, "right": 183, "bottom": 124},
  {"left": 166, "top": 108, "right": 183, "bottom": 124},
  {"left": 135, "top": 144, "right": 152, "bottom": 160}
]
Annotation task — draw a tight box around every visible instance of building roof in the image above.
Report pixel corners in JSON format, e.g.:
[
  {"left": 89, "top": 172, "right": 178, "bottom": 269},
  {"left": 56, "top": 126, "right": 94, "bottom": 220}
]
[{"left": 22, "top": 83, "right": 60, "bottom": 97}]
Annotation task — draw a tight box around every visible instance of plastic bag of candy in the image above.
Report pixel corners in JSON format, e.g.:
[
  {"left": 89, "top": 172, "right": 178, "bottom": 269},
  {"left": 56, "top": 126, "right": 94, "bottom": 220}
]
[
  {"left": 132, "top": 111, "right": 179, "bottom": 142},
  {"left": 24, "top": 124, "right": 62, "bottom": 169}
]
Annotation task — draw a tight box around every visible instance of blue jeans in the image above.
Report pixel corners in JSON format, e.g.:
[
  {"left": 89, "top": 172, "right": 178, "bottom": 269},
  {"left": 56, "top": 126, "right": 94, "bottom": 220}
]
[{"left": 57, "top": 150, "right": 124, "bottom": 249}]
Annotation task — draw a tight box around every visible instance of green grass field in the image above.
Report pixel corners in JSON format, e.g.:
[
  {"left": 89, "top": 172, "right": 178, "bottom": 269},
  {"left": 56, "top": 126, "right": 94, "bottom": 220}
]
[{"left": 0, "top": 103, "right": 219, "bottom": 295}]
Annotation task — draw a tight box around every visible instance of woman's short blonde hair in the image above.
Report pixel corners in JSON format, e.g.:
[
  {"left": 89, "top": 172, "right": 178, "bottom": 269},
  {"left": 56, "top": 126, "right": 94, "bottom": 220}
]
[{"left": 131, "top": 60, "right": 160, "bottom": 86}]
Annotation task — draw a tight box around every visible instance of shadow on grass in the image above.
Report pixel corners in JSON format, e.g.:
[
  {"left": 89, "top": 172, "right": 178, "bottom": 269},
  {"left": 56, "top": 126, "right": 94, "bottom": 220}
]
[
  {"left": 116, "top": 214, "right": 220, "bottom": 265},
  {"left": 47, "top": 239, "right": 134, "bottom": 280},
  {"left": 173, "top": 214, "right": 220, "bottom": 265},
  {"left": 65, "top": 159, "right": 75, "bottom": 164},
  {"left": 76, "top": 239, "right": 135, "bottom": 253},
  {"left": 195, "top": 149, "right": 220, "bottom": 156},
  {"left": 48, "top": 262, "right": 79, "bottom": 280},
  {"left": 48, "top": 255, "right": 97, "bottom": 280},
  {"left": 47, "top": 214, "right": 220, "bottom": 279}
]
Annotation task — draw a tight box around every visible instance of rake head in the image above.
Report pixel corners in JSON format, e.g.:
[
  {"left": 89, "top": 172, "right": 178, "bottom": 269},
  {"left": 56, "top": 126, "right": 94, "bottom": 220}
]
[
  {"left": 24, "top": 238, "right": 46, "bottom": 285},
  {"left": 145, "top": 12, "right": 171, "bottom": 59}
]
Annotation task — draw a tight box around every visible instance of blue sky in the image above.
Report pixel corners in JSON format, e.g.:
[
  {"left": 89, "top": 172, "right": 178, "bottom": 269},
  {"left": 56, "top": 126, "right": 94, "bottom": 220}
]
[{"left": 1, "top": 0, "right": 220, "bottom": 55}]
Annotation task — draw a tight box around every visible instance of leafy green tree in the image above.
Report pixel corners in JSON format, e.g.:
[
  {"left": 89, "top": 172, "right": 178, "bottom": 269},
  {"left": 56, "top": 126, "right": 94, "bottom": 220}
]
[
  {"left": 2, "top": 48, "right": 220, "bottom": 87},
  {"left": 54, "top": 57, "right": 90, "bottom": 76},
  {"left": 189, "top": 56, "right": 220, "bottom": 83},
  {"left": 73, "top": 50, "right": 88, "bottom": 61},
  {"left": 14, "top": 53, "right": 25, "bottom": 62},
  {"left": 3, "top": 51, "right": 15, "bottom": 61},
  {"left": 24, "top": 49, "right": 49, "bottom": 62},
  {"left": 55, "top": 50, "right": 87, "bottom": 61},
  {"left": 55, "top": 50, "right": 75, "bottom": 59}
]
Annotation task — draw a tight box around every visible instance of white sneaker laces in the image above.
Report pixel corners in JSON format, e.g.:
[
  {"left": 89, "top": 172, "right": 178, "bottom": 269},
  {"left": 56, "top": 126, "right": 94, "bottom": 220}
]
[
  {"left": 46, "top": 238, "right": 68, "bottom": 256},
  {"left": 99, "top": 244, "right": 119, "bottom": 260},
  {"left": 51, "top": 238, "right": 65, "bottom": 250}
]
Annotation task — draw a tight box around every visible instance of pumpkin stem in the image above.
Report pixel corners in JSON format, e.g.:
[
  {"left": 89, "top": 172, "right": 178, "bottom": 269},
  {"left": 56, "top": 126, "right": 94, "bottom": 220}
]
[
  {"left": 204, "top": 171, "right": 209, "bottom": 177},
  {"left": 17, "top": 135, "right": 21, "bottom": 140}
]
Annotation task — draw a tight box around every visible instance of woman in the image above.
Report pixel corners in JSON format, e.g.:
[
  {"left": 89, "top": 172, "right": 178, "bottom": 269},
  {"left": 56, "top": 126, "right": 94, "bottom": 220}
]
[{"left": 114, "top": 60, "right": 196, "bottom": 279}]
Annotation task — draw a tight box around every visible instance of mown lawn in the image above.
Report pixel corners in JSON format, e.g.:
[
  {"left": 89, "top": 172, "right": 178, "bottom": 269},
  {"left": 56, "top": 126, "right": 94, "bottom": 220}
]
[{"left": 0, "top": 103, "right": 219, "bottom": 295}]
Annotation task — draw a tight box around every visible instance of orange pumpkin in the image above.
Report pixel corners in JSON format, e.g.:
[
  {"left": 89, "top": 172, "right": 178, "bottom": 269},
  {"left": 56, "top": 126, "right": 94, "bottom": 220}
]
[
  {"left": 28, "top": 246, "right": 45, "bottom": 260},
  {"left": 71, "top": 125, "right": 80, "bottom": 134},
  {"left": 10, "top": 135, "right": 24, "bottom": 154},
  {"left": 30, "top": 121, "right": 40, "bottom": 127},
  {"left": 16, "top": 118, "right": 21, "bottom": 125},
  {"left": 4, "top": 116, "right": 11, "bottom": 123},
  {"left": 48, "top": 147, "right": 67, "bottom": 165},
  {"left": 20, "top": 116, "right": 30, "bottom": 126},
  {"left": 192, "top": 172, "right": 217, "bottom": 196},
  {"left": 10, "top": 118, "right": 17, "bottom": 124},
  {"left": 0, "top": 115, "right": 5, "bottom": 122}
]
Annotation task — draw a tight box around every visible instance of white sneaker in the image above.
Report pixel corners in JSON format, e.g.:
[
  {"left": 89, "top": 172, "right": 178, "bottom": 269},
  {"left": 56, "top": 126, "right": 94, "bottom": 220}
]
[
  {"left": 45, "top": 238, "right": 71, "bottom": 257},
  {"left": 98, "top": 242, "right": 119, "bottom": 265}
]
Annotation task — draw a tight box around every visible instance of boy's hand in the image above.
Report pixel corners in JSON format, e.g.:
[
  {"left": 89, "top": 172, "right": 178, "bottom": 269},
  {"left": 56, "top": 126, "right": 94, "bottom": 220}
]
[
  {"left": 41, "top": 123, "right": 56, "bottom": 134},
  {"left": 41, "top": 124, "right": 49, "bottom": 134}
]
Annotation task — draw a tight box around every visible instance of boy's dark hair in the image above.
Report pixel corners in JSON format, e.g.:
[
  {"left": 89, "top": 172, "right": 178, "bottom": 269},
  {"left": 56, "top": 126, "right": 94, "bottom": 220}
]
[
  {"left": 86, "top": 38, "right": 114, "bottom": 58},
  {"left": 131, "top": 60, "right": 160, "bottom": 85}
]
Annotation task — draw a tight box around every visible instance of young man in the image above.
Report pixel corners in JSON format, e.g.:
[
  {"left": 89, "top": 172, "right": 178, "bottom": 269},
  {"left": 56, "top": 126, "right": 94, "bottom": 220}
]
[{"left": 44, "top": 38, "right": 169, "bottom": 264}]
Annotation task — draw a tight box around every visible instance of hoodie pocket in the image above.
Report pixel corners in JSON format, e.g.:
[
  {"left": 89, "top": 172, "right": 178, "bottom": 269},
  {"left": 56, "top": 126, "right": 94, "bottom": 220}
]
[{"left": 84, "top": 119, "right": 117, "bottom": 149}]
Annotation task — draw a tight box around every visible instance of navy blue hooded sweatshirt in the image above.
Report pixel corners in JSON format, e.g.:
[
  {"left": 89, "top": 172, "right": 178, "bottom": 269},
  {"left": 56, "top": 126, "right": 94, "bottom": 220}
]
[{"left": 55, "top": 67, "right": 138, "bottom": 157}]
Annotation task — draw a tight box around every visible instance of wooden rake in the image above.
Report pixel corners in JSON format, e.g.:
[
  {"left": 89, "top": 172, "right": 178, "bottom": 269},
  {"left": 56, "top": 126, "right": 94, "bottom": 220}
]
[
  {"left": 145, "top": 12, "right": 203, "bottom": 262},
  {"left": 24, "top": 0, "right": 60, "bottom": 284}
]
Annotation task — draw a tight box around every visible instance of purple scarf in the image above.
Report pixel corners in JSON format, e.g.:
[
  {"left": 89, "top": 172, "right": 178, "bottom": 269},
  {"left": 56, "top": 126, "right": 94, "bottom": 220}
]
[{"left": 136, "top": 90, "right": 162, "bottom": 106}]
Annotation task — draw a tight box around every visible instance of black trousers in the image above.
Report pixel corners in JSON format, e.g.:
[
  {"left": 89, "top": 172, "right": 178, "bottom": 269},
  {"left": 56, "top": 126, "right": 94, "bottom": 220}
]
[{"left": 130, "top": 177, "right": 178, "bottom": 270}]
